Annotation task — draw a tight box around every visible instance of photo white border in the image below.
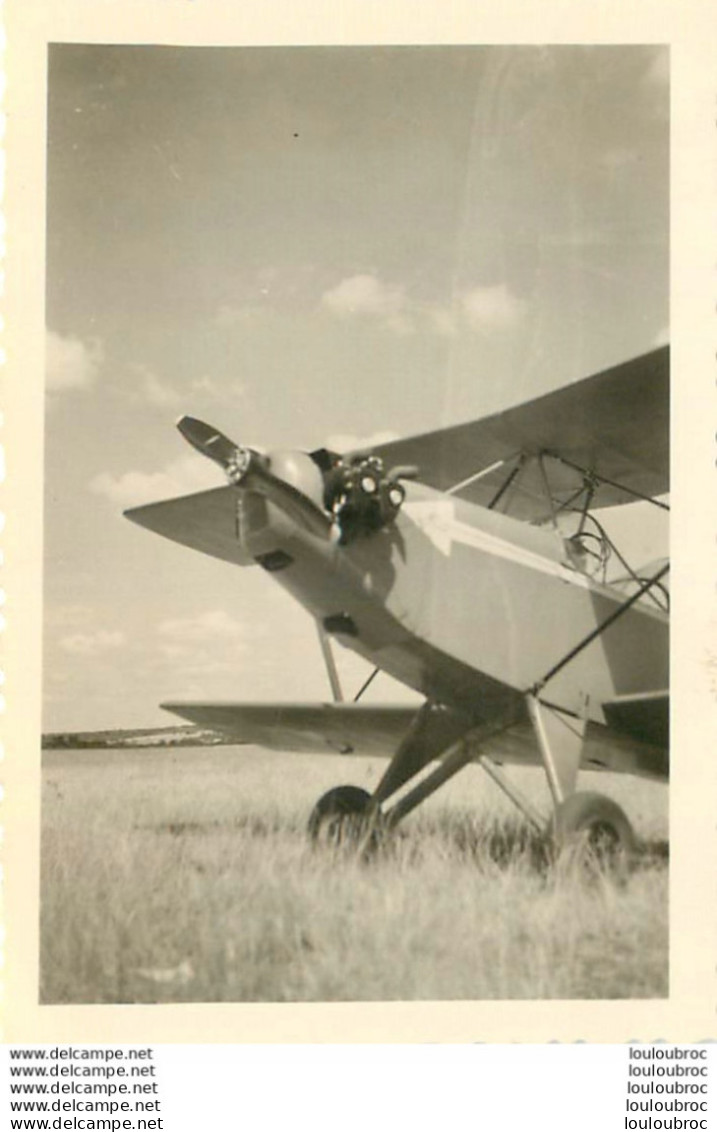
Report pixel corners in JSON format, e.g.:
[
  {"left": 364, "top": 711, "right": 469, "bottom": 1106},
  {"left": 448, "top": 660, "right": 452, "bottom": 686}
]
[{"left": 5, "top": 0, "right": 717, "bottom": 1043}]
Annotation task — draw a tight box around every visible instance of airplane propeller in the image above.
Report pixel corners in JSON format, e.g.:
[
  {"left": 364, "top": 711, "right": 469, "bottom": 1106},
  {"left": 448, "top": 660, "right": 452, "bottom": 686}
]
[{"left": 177, "top": 414, "right": 331, "bottom": 536}]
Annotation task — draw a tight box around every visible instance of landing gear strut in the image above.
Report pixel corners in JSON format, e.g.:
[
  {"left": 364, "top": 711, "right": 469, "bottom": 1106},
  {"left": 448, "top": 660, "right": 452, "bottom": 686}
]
[
  {"left": 527, "top": 695, "right": 637, "bottom": 874},
  {"left": 306, "top": 695, "right": 638, "bottom": 878}
]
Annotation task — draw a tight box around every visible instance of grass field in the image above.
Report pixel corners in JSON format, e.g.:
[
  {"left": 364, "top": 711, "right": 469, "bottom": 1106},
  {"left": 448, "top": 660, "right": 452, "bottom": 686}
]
[{"left": 40, "top": 745, "right": 668, "bottom": 1003}]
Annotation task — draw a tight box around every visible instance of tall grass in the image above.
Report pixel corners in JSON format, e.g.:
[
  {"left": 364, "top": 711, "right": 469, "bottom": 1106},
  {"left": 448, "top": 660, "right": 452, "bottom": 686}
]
[{"left": 40, "top": 747, "right": 667, "bottom": 1003}]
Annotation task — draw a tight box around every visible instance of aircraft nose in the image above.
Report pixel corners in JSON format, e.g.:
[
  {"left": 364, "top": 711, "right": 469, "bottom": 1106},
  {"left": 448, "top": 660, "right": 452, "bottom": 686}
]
[{"left": 176, "top": 415, "right": 330, "bottom": 536}]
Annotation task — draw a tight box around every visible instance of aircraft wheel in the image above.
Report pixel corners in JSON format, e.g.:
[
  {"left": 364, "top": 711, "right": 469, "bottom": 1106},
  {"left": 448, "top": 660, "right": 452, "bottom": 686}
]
[
  {"left": 551, "top": 791, "right": 637, "bottom": 877},
  {"left": 307, "top": 785, "right": 379, "bottom": 850}
]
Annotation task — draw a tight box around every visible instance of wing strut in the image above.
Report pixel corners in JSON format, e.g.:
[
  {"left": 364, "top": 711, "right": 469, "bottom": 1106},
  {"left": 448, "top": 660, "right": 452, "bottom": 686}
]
[
  {"left": 552, "top": 453, "right": 670, "bottom": 511},
  {"left": 315, "top": 625, "right": 381, "bottom": 705},
  {"left": 353, "top": 667, "right": 380, "bottom": 703},
  {"left": 315, "top": 622, "right": 344, "bottom": 703},
  {"left": 445, "top": 457, "right": 508, "bottom": 497},
  {"left": 530, "top": 561, "right": 670, "bottom": 697}
]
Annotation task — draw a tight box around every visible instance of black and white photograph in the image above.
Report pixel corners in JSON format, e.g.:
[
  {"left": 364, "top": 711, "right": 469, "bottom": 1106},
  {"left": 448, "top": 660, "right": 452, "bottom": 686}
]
[{"left": 37, "top": 43, "right": 672, "bottom": 1007}]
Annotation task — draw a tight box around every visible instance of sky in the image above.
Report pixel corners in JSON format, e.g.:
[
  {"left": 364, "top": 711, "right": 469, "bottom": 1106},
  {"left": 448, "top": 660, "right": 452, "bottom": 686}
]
[{"left": 43, "top": 45, "right": 669, "bottom": 730}]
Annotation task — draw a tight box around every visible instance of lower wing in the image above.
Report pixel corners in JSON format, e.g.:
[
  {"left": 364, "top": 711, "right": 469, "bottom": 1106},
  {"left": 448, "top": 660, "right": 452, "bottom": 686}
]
[
  {"left": 161, "top": 701, "right": 426, "bottom": 756},
  {"left": 162, "top": 699, "right": 668, "bottom": 779}
]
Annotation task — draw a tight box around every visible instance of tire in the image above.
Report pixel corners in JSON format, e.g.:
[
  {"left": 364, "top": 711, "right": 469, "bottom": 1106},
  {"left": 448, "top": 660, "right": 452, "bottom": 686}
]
[
  {"left": 551, "top": 791, "right": 637, "bottom": 877},
  {"left": 307, "top": 785, "right": 376, "bottom": 848}
]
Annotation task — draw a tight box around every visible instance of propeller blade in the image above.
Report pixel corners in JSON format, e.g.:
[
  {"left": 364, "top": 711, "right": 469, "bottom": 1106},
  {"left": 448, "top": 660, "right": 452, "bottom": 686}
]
[{"left": 177, "top": 416, "right": 242, "bottom": 470}]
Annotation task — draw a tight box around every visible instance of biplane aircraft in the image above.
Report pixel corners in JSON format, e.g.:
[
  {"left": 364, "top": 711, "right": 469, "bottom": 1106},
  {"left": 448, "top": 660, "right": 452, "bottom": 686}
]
[{"left": 126, "top": 346, "right": 669, "bottom": 863}]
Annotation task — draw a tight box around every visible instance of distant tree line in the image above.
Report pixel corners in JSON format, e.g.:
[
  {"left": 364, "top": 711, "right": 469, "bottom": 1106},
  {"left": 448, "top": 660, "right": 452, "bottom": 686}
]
[{"left": 42, "top": 726, "right": 229, "bottom": 750}]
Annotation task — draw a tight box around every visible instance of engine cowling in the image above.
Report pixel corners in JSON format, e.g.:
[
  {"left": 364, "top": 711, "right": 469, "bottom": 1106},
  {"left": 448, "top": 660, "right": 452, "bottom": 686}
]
[{"left": 264, "top": 449, "right": 327, "bottom": 513}]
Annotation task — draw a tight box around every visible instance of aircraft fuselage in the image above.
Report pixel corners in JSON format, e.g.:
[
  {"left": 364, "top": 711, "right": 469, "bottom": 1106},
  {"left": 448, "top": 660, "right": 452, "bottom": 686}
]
[{"left": 233, "top": 479, "right": 667, "bottom": 734}]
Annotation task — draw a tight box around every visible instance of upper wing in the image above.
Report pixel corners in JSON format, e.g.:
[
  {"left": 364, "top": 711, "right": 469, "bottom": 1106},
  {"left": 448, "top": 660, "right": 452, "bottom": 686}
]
[{"left": 364, "top": 347, "right": 669, "bottom": 518}]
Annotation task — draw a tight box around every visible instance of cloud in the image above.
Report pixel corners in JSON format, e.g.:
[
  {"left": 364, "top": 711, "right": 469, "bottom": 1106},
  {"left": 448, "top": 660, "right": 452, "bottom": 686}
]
[
  {"left": 321, "top": 274, "right": 411, "bottom": 333},
  {"left": 61, "top": 629, "right": 126, "bottom": 656},
  {"left": 654, "top": 325, "right": 669, "bottom": 347},
  {"left": 46, "top": 329, "right": 104, "bottom": 392},
  {"left": 461, "top": 284, "right": 525, "bottom": 331},
  {"left": 125, "top": 364, "right": 244, "bottom": 408},
  {"left": 89, "top": 453, "right": 224, "bottom": 509},
  {"left": 321, "top": 274, "right": 524, "bottom": 337},
  {"left": 220, "top": 270, "right": 524, "bottom": 339}
]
